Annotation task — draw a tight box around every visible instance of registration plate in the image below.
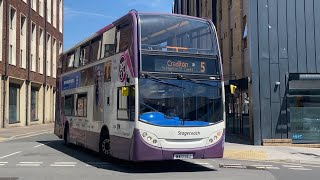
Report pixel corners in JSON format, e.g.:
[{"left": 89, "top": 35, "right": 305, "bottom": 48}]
[{"left": 173, "top": 154, "right": 194, "bottom": 159}]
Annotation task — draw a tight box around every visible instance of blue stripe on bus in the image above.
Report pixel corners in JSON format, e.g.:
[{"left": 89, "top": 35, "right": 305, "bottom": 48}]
[{"left": 140, "top": 112, "right": 210, "bottom": 126}]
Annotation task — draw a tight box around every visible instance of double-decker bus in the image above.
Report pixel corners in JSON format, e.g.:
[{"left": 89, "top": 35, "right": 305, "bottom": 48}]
[{"left": 54, "top": 11, "right": 225, "bottom": 161}]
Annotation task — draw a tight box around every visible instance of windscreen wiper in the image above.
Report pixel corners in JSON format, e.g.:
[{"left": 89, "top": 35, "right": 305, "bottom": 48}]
[
  {"left": 178, "top": 75, "right": 217, "bottom": 88},
  {"left": 144, "top": 74, "right": 185, "bottom": 89}
]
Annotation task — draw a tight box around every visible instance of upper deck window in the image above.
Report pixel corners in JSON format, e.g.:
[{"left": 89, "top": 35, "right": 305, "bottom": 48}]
[{"left": 139, "top": 14, "right": 218, "bottom": 55}]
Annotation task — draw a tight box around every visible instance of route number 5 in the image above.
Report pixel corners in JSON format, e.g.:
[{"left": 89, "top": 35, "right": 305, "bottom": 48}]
[{"left": 201, "top": 62, "right": 206, "bottom": 73}]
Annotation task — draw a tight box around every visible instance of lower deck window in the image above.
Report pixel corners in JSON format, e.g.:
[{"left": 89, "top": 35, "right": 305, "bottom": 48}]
[
  {"left": 64, "top": 95, "right": 74, "bottom": 116},
  {"left": 77, "top": 94, "right": 87, "bottom": 117}
]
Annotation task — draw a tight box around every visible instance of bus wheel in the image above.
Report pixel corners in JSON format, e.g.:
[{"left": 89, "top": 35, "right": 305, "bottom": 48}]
[
  {"left": 99, "top": 133, "right": 111, "bottom": 160},
  {"left": 64, "top": 124, "right": 70, "bottom": 145}
]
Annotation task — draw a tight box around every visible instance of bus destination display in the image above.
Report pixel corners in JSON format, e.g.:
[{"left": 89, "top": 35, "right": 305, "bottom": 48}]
[
  {"left": 142, "top": 54, "right": 219, "bottom": 75},
  {"left": 155, "top": 59, "right": 206, "bottom": 74}
]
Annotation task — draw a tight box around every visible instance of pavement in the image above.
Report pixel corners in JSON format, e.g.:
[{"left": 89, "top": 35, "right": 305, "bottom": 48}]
[
  {"left": 0, "top": 123, "right": 53, "bottom": 142},
  {"left": 224, "top": 142, "right": 320, "bottom": 165}
]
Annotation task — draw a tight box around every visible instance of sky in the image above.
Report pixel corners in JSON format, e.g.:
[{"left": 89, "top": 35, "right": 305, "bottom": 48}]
[{"left": 64, "top": 0, "right": 173, "bottom": 50}]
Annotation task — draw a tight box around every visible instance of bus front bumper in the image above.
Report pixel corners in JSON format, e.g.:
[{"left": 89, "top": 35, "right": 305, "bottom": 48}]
[{"left": 130, "top": 129, "right": 224, "bottom": 161}]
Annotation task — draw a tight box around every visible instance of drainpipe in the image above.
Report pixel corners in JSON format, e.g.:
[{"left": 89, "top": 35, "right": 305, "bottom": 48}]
[
  {"left": 2, "top": 0, "right": 9, "bottom": 128},
  {"left": 26, "top": 0, "right": 32, "bottom": 126},
  {"left": 43, "top": 0, "right": 47, "bottom": 124}
]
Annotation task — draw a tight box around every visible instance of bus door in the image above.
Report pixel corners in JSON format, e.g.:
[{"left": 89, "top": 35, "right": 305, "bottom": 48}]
[{"left": 111, "top": 86, "right": 135, "bottom": 159}]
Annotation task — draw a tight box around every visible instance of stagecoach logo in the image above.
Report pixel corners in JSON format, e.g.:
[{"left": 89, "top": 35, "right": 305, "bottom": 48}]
[{"left": 178, "top": 131, "right": 201, "bottom": 136}]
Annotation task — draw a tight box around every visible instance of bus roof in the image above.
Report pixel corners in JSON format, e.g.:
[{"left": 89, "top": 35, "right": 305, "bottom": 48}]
[{"left": 63, "top": 11, "right": 211, "bottom": 55}]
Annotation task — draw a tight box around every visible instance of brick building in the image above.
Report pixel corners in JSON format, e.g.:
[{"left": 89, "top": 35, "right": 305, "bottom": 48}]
[
  {"left": 174, "top": 0, "right": 320, "bottom": 145},
  {"left": 0, "top": 0, "right": 63, "bottom": 128}
]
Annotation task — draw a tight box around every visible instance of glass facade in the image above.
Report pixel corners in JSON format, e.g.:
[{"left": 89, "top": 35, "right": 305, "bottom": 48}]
[
  {"left": 289, "top": 88, "right": 320, "bottom": 143},
  {"left": 9, "top": 83, "right": 20, "bottom": 124}
]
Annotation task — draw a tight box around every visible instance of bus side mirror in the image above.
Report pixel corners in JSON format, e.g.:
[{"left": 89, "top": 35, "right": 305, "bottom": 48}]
[
  {"left": 122, "top": 86, "right": 129, "bottom": 96},
  {"left": 230, "top": 84, "right": 237, "bottom": 95}
]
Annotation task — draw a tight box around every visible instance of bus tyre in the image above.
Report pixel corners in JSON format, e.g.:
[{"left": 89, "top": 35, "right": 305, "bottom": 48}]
[
  {"left": 99, "top": 133, "right": 111, "bottom": 161},
  {"left": 64, "top": 124, "right": 70, "bottom": 145}
]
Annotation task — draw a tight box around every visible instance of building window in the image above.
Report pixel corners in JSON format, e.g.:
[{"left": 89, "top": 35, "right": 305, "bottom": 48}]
[
  {"left": 20, "top": 49, "right": 23, "bottom": 67},
  {"left": 39, "top": 0, "right": 44, "bottom": 17},
  {"left": 47, "top": 0, "right": 52, "bottom": 23},
  {"left": 9, "top": 83, "right": 20, "bottom": 124},
  {"left": 64, "top": 95, "right": 74, "bottom": 116},
  {"left": 243, "top": 16, "right": 248, "bottom": 49},
  {"left": 20, "top": 15, "right": 26, "bottom": 36},
  {"left": 9, "top": 45, "right": 13, "bottom": 64},
  {"left": 230, "top": 28, "right": 233, "bottom": 57},
  {"left": 31, "top": 87, "right": 39, "bottom": 121},
  {"left": 53, "top": 38, "right": 57, "bottom": 77},
  {"left": 76, "top": 94, "right": 87, "bottom": 117},
  {"left": 47, "top": 33, "right": 51, "bottom": 76},
  {"left": 10, "top": 8, "right": 16, "bottom": 29},
  {"left": 31, "top": 0, "right": 36, "bottom": 11}
]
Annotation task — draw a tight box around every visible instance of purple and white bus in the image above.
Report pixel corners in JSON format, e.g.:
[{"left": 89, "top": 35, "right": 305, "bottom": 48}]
[{"left": 54, "top": 11, "right": 225, "bottom": 161}]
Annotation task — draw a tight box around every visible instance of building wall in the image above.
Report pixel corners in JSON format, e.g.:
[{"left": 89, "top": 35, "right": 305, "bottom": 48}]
[
  {"left": 249, "top": 0, "right": 320, "bottom": 144},
  {"left": 0, "top": 0, "right": 63, "bottom": 128}
]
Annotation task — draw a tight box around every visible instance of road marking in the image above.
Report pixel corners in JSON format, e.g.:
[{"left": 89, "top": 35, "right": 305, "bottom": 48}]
[
  {"left": 8, "top": 131, "right": 53, "bottom": 141},
  {"left": 34, "top": 142, "right": 51, "bottom": 148},
  {"left": 50, "top": 162, "right": 77, "bottom": 167},
  {"left": 264, "top": 167, "right": 280, "bottom": 170},
  {"left": 0, "top": 151, "right": 22, "bottom": 159},
  {"left": 0, "top": 162, "right": 8, "bottom": 164},
  {"left": 50, "top": 164, "right": 76, "bottom": 167},
  {"left": 251, "top": 165, "right": 274, "bottom": 167},
  {"left": 289, "top": 167, "right": 312, "bottom": 171},
  {"left": 17, "top": 164, "right": 41, "bottom": 167},
  {"left": 52, "top": 162, "right": 77, "bottom": 164},
  {"left": 194, "top": 162, "right": 210, "bottom": 165},
  {"left": 9, "top": 130, "right": 53, "bottom": 139},
  {"left": 282, "top": 165, "right": 303, "bottom": 168},
  {"left": 19, "top": 162, "right": 43, "bottom": 164}
]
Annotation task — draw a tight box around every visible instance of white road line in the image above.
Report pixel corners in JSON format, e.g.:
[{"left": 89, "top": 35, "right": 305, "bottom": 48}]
[
  {"left": 52, "top": 162, "right": 77, "bottom": 164},
  {"left": 289, "top": 167, "right": 312, "bottom": 171},
  {"left": 205, "top": 165, "right": 215, "bottom": 168},
  {"left": 194, "top": 162, "right": 210, "bottom": 165},
  {"left": 9, "top": 131, "right": 53, "bottom": 140},
  {"left": 17, "top": 164, "right": 41, "bottom": 167},
  {"left": 282, "top": 165, "right": 303, "bottom": 168},
  {"left": 222, "top": 164, "right": 242, "bottom": 166},
  {"left": 33, "top": 142, "right": 52, "bottom": 148},
  {"left": 19, "top": 162, "right": 43, "bottom": 164},
  {"left": 0, "top": 162, "right": 8, "bottom": 164},
  {"left": 34, "top": 144, "right": 45, "bottom": 148},
  {"left": 0, "top": 164, "right": 6, "bottom": 166},
  {"left": 251, "top": 165, "right": 274, "bottom": 167},
  {"left": 50, "top": 164, "right": 76, "bottom": 167},
  {"left": 9, "top": 130, "right": 53, "bottom": 139},
  {"left": 0, "top": 151, "right": 22, "bottom": 159},
  {"left": 265, "top": 167, "right": 280, "bottom": 170}
]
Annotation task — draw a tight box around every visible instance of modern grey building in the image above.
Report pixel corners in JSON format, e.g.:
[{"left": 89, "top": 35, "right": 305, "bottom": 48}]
[{"left": 175, "top": 0, "right": 320, "bottom": 145}]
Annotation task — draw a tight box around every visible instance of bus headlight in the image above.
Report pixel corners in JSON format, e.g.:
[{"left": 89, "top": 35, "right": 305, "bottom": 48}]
[
  {"left": 208, "top": 130, "right": 224, "bottom": 145},
  {"left": 139, "top": 130, "right": 161, "bottom": 148}
]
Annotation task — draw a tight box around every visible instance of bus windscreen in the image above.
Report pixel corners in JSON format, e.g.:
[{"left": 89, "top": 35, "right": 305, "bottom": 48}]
[{"left": 139, "top": 14, "right": 218, "bottom": 55}]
